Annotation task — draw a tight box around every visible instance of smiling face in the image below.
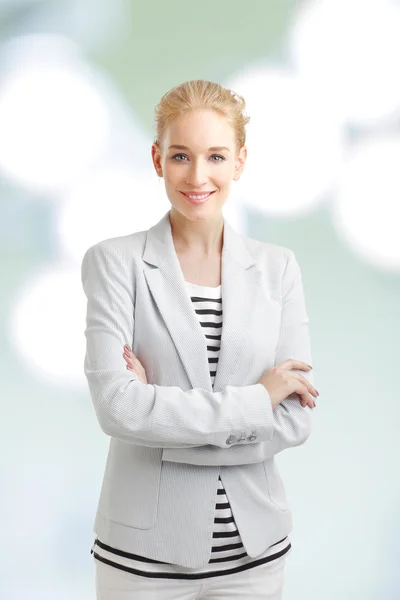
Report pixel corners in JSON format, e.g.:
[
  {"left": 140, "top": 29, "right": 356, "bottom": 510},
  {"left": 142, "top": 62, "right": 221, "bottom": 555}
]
[{"left": 152, "top": 108, "right": 247, "bottom": 221}]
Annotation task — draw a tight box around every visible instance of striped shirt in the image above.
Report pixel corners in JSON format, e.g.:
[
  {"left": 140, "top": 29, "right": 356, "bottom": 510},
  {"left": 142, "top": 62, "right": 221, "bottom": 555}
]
[{"left": 91, "top": 280, "right": 291, "bottom": 579}]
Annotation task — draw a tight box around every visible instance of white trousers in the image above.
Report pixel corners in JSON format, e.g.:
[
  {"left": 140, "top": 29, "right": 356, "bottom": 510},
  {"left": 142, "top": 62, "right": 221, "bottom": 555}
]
[{"left": 95, "top": 552, "right": 288, "bottom": 600}]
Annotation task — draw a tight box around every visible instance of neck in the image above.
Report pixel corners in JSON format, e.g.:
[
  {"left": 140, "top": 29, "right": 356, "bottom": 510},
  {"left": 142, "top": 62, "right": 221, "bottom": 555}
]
[{"left": 169, "top": 208, "right": 224, "bottom": 257}]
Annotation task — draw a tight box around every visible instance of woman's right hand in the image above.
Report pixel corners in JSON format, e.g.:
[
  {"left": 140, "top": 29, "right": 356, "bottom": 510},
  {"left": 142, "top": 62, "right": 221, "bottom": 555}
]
[{"left": 258, "top": 360, "right": 318, "bottom": 410}]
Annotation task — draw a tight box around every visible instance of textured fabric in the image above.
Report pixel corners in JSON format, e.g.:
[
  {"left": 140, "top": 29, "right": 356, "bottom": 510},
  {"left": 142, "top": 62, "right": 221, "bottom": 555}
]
[
  {"left": 90, "top": 280, "right": 291, "bottom": 578},
  {"left": 81, "top": 209, "right": 313, "bottom": 568},
  {"left": 94, "top": 548, "right": 289, "bottom": 599}
]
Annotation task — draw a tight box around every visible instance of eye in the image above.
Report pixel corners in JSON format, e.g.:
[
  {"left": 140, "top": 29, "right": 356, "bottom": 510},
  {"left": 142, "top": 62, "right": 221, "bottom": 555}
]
[{"left": 171, "top": 153, "right": 227, "bottom": 162}]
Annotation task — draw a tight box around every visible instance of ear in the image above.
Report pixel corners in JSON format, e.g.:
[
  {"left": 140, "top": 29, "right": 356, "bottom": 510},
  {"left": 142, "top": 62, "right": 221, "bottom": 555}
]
[
  {"left": 151, "top": 142, "right": 163, "bottom": 178},
  {"left": 233, "top": 145, "right": 247, "bottom": 181}
]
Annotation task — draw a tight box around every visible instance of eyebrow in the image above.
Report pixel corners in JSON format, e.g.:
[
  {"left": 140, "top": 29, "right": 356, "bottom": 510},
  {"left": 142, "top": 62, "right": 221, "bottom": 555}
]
[{"left": 168, "top": 145, "right": 230, "bottom": 152}]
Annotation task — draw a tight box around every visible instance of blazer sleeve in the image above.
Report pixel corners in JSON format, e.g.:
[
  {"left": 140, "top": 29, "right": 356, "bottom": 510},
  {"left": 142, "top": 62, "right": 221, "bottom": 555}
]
[
  {"left": 81, "top": 241, "right": 275, "bottom": 449},
  {"left": 162, "top": 249, "right": 314, "bottom": 466}
]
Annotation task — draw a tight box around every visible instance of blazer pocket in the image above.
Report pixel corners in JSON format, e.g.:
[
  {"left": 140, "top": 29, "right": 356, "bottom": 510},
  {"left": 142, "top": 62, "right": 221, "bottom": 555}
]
[
  {"left": 263, "top": 459, "right": 289, "bottom": 511},
  {"left": 98, "top": 442, "right": 162, "bottom": 529}
]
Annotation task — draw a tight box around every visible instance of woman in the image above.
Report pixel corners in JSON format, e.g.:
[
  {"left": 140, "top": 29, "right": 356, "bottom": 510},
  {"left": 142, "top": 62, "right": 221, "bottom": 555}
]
[{"left": 81, "top": 79, "right": 318, "bottom": 599}]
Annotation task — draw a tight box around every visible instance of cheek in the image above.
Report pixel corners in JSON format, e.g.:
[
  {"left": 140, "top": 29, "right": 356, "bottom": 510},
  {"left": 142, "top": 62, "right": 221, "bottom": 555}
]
[
  {"left": 217, "top": 169, "right": 235, "bottom": 187},
  {"left": 221, "top": 162, "right": 236, "bottom": 179},
  {"left": 163, "top": 164, "right": 183, "bottom": 184}
]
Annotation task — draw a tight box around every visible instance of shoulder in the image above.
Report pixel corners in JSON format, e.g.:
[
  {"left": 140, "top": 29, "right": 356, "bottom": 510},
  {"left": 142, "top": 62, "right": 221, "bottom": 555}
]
[
  {"left": 82, "top": 229, "right": 147, "bottom": 266},
  {"left": 242, "top": 232, "right": 294, "bottom": 269},
  {"left": 240, "top": 233, "right": 302, "bottom": 300}
]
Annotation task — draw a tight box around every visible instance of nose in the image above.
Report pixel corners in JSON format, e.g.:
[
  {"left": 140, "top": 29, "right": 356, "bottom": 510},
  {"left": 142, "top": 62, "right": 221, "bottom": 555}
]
[{"left": 185, "top": 159, "right": 208, "bottom": 187}]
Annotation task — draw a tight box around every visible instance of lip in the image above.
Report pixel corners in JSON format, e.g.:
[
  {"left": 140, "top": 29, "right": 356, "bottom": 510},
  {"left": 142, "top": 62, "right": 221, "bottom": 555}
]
[{"left": 180, "top": 191, "right": 216, "bottom": 204}]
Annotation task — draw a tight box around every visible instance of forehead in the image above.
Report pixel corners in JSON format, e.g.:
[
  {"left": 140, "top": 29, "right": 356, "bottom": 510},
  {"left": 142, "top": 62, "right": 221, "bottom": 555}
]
[{"left": 164, "top": 109, "right": 235, "bottom": 150}]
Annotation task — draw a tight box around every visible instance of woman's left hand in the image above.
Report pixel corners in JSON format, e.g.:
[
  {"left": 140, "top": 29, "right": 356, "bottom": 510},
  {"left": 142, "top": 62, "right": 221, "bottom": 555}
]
[{"left": 122, "top": 345, "right": 148, "bottom": 384}]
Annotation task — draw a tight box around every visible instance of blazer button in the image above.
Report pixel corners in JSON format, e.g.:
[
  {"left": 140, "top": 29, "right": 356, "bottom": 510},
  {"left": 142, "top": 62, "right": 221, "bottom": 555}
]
[
  {"left": 226, "top": 435, "right": 236, "bottom": 445},
  {"left": 247, "top": 431, "right": 257, "bottom": 441},
  {"left": 237, "top": 433, "right": 246, "bottom": 442}
]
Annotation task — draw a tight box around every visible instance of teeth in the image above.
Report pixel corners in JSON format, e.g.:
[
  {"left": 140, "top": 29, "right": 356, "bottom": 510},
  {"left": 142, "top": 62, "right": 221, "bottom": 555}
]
[{"left": 186, "top": 193, "right": 211, "bottom": 200}]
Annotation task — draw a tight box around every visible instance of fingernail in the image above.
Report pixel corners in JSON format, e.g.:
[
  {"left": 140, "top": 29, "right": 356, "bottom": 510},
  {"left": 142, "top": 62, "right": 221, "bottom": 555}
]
[{"left": 308, "top": 364, "right": 313, "bottom": 369}]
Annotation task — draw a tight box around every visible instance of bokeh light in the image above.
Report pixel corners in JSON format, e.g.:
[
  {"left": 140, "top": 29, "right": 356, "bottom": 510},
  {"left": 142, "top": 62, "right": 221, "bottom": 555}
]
[
  {"left": 8, "top": 264, "right": 86, "bottom": 386},
  {"left": 332, "top": 136, "right": 400, "bottom": 271},
  {"left": 225, "top": 65, "right": 344, "bottom": 215},
  {"left": 56, "top": 167, "right": 168, "bottom": 263},
  {"left": 290, "top": 0, "right": 400, "bottom": 126},
  {"left": 0, "top": 34, "right": 110, "bottom": 193}
]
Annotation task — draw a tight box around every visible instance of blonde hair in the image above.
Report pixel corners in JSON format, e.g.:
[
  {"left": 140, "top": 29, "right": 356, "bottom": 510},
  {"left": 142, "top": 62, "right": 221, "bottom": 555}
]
[{"left": 154, "top": 80, "right": 250, "bottom": 155}]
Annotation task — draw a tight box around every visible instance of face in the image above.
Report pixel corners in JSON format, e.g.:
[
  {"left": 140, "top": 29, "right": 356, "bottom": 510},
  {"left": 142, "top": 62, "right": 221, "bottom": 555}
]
[{"left": 151, "top": 108, "right": 247, "bottom": 221}]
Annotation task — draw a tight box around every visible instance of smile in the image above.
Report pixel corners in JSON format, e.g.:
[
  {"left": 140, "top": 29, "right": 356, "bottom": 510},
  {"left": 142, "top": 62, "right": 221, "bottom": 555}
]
[{"left": 180, "top": 191, "right": 216, "bottom": 204}]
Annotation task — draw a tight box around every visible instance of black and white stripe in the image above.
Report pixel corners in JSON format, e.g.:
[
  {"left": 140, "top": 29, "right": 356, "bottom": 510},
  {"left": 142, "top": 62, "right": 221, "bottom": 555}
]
[{"left": 91, "top": 280, "right": 291, "bottom": 579}]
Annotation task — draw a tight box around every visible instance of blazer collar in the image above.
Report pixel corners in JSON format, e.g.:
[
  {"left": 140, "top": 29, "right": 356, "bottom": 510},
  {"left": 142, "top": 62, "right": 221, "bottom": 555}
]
[{"left": 142, "top": 210, "right": 263, "bottom": 392}]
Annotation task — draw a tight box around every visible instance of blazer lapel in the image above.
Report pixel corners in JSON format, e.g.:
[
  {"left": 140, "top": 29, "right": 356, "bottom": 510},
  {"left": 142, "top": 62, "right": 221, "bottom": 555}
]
[{"left": 142, "top": 210, "right": 263, "bottom": 393}]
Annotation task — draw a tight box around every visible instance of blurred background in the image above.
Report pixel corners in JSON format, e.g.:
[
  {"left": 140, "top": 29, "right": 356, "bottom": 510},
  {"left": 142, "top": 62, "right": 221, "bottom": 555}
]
[{"left": 1, "top": 0, "right": 399, "bottom": 597}]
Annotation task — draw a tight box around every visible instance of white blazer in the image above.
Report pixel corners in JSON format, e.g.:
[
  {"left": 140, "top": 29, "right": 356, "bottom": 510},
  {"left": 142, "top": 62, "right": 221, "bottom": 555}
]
[{"left": 81, "top": 209, "right": 314, "bottom": 569}]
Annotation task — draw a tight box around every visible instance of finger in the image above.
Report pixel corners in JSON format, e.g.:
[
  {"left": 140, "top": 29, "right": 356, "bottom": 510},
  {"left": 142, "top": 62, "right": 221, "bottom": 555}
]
[
  {"left": 291, "top": 371, "right": 317, "bottom": 396},
  {"left": 124, "top": 352, "right": 145, "bottom": 378},
  {"left": 123, "top": 351, "right": 135, "bottom": 367},
  {"left": 124, "top": 347, "right": 139, "bottom": 365},
  {"left": 295, "top": 382, "right": 315, "bottom": 408},
  {"left": 298, "top": 394, "right": 315, "bottom": 409},
  {"left": 304, "top": 395, "right": 315, "bottom": 408},
  {"left": 277, "top": 359, "right": 313, "bottom": 372},
  {"left": 291, "top": 372, "right": 319, "bottom": 397},
  {"left": 124, "top": 345, "right": 135, "bottom": 359},
  {"left": 298, "top": 394, "right": 306, "bottom": 407}
]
